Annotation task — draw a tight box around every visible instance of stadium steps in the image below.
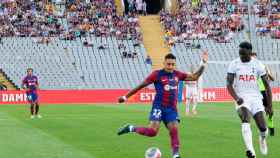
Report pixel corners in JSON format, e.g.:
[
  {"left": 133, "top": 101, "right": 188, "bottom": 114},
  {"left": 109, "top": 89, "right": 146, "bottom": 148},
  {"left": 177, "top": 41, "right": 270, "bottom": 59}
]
[
  {"left": 0, "top": 69, "right": 18, "bottom": 90},
  {"left": 115, "top": 0, "right": 124, "bottom": 15},
  {"left": 139, "top": 15, "right": 170, "bottom": 70},
  {"left": 171, "top": 0, "right": 178, "bottom": 14}
]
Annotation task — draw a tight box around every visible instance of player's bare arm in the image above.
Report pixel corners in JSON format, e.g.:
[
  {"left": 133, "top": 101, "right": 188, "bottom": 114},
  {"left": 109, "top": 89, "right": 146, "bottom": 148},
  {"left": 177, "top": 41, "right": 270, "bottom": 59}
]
[
  {"left": 268, "top": 73, "right": 275, "bottom": 82},
  {"left": 118, "top": 81, "right": 150, "bottom": 103},
  {"left": 227, "top": 73, "right": 243, "bottom": 105},
  {"left": 185, "top": 64, "right": 206, "bottom": 81},
  {"left": 265, "top": 66, "right": 275, "bottom": 81},
  {"left": 185, "top": 51, "right": 208, "bottom": 81},
  {"left": 261, "top": 75, "right": 273, "bottom": 115}
]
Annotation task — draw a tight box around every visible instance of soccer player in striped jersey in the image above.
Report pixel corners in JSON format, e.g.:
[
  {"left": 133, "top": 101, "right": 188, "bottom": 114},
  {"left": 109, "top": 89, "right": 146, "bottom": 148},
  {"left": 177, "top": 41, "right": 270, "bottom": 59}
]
[
  {"left": 22, "top": 68, "right": 41, "bottom": 119},
  {"left": 117, "top": 52, "right": 208, "bottom": 158}
]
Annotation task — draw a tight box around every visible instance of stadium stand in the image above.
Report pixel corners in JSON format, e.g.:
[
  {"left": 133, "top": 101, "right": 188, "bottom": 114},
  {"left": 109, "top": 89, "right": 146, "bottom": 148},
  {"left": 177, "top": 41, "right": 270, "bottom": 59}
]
[
  {"left": 115, "top": 0, "right": 124, "bottom": 15},
  {"left": 0, "top": 0, "right": 151, "bottom": 89},
  {"left": 164, "top": 0, "right": 280, "bottom": 88},
  {"left": 0, "top": 36, "right": 151, "bottom": 89},
  {"left": 139, "top": 15, "right": 170, "bottom": 69},
  {"left": 0, "top": 0, "right": 279, "bottom": 89}
]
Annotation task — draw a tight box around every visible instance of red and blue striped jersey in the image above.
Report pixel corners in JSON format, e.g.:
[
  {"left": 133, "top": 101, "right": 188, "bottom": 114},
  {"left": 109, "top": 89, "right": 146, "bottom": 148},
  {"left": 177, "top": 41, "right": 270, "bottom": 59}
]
[
  {"left": 22, "top": 75, "right": 38, "bottom": 94},
  {"left": 144, "top": 69, "right": 188, "bottom": 109}
]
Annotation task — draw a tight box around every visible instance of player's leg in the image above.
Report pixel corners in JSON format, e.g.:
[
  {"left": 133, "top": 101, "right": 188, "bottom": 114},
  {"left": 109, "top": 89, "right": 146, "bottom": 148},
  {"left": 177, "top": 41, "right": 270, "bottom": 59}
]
[
  {"left": 267, "top": 113, "right": 274, "bottom": 136},
  {"left": 30, "top": 103, "right": 35, "bottom": 119},
  {"left": 134, "top": 121, "right": 160, "bottom": 136},
  {"left": 185, "top": 89, "right": 191, "bottom": 115},
  {"left": 117, "top": 121, "right": 160, "bottom": 137},
  {"left": 167, "top": 121, "right": 180, "bottom": 158},
  {"left": 35, "top": 102, "right": 39, "bottom": 115},
  {"left": 35, "top": 102, "right": 42, "bottom": 118},
  {"left": 164, "top": 107, "right": 180, "bottom": 158},
  {"left": 191, "top": 94, "right": 198, "bottom": 115},
  {"left": 28, "top": 94, "right": 35, "bottom": 118},
  {"left": 237, "top": 107, "right": 256, "bottom": 158},
  {"left": 118, "top": 107, "right": 162, "bottom": 136},
  {"left": 261, "top": 91, "right": 274, "bottom": 136},
  {"left": 33, "top": 93, "right": 41, "bottom": 118},
  {"left": 31, "top": 93, "right": 41, "bottom": 118},
  {"left": 185, "top": 97, "right": 191, "bottom": 115},
  {"left": 253, "top": 111, "right": 268, "bottom": 155}
]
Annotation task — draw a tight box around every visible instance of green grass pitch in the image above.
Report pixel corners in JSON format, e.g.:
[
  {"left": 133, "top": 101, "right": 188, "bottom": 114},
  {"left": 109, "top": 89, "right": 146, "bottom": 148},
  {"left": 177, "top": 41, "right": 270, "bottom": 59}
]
[{"left": 0, "top": 102, "right": 279, "bottom": 158}]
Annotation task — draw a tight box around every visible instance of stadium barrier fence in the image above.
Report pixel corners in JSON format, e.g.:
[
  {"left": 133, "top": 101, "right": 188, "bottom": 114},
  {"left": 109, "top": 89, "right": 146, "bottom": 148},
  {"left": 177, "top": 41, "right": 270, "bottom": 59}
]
[{"left": 0, "top": 88, "right": 279, "bottom": 104}]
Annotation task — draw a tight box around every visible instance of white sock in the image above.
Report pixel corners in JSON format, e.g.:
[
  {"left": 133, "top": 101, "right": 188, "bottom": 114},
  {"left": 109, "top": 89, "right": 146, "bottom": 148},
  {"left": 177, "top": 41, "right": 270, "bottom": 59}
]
[
  {"left": 186, "top": 99, "right": 190, "bottom": 113},
  {"left": 242, "top": 123, "right": 255, "bottom": 156},
  {"left": 129, "top": 125, "right": 135, "bottom": 132}
]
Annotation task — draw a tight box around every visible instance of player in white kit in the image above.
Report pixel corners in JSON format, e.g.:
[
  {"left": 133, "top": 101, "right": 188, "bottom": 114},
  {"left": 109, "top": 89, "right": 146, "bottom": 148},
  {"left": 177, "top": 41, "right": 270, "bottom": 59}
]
[
  {"left": 185, "top": 65, "right": 199, "bottom": 115},
  {"left": 227, "top": 42, "right": 272, "bottom": 158}
]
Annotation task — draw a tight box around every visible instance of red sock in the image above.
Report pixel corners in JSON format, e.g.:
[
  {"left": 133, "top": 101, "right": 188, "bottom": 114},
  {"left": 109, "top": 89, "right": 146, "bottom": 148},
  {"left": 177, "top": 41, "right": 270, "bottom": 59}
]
[
  {"left": 169, "top": 127, "right": 180, "bottom": 154},
  {"left": 135, "top": 127, "right": 157, "bottom": 137}
]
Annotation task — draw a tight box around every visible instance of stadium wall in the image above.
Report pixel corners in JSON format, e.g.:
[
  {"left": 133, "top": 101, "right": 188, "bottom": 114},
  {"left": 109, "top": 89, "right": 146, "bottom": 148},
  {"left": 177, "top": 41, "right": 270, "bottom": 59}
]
[{"left": 0, "top": 88, "right": 280, "bottom": 104}]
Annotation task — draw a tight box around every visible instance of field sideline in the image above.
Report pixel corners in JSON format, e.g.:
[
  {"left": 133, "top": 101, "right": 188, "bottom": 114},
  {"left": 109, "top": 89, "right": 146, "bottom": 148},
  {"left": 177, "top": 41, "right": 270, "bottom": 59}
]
[{"left": 0, "top": 102, "right": 279, "bottom": 158}]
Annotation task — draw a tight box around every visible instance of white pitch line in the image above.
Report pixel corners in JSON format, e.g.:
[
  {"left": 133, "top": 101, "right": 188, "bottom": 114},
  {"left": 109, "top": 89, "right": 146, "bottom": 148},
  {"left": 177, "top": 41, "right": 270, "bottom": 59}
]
[
  {"left": 0, "top": 115, "right": 132, "bottom": 121},
  {"left": 0, "top": 117, "right": 94, "bottom": 121},
  {"left": 0, "top": 118, "right": 10, "bottom": 120}
]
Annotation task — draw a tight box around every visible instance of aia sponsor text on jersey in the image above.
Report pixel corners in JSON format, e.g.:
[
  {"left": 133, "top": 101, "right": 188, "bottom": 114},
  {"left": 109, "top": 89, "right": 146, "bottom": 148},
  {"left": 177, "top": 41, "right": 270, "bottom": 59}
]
[{"left": 239, "top": 74, "right": 256, "bottom": 81}]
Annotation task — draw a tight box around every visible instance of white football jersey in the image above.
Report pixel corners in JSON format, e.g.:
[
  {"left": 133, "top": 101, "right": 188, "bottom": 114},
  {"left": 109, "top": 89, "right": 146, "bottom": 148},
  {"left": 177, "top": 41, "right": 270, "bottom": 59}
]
[{"left": 227, "top": 58, "right": 266, "bottom": 98}]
